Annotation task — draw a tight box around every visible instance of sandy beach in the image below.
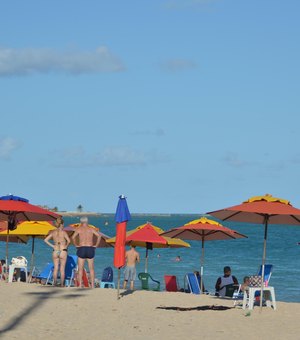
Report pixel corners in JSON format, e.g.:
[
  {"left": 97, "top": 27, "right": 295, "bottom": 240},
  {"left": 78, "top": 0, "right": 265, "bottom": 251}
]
[{"left": 0, "top": 283, "right": 299, "bottom": 340}]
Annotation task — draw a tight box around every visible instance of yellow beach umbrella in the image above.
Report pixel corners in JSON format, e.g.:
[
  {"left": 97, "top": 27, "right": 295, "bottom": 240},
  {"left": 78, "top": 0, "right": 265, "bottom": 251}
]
[
  {"left": 0, "top": 221, "right": 56, "bottom": 274},
  {"left": 0, "top": 221, "right": 56, "bottom": 236}
]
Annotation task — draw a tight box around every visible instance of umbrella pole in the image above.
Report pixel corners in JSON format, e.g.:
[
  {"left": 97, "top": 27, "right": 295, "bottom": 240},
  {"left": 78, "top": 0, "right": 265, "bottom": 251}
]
[
  {"left": 117, "top": 268, "right": 121, "bottom": 299},
  {"left": 260, "top": 215, "right": 268, "bottom": 311},
  {"left": 5, "top": 228, "right": 9, "bottom": 271},
  {"left": 29, "top": 236, "right": 35, "bottom": 282},
  {"left": 200, "top": 239, "right": 204, "bottom": 294},
  {"left": 145, "top": 248, "right": 148, "bottom": 273}
]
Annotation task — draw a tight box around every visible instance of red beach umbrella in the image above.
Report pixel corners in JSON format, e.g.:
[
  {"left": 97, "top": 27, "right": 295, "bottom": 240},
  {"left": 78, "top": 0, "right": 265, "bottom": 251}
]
[
  {"left": 126, "top": 223, "right": 167, "bottom": 272},
  {"left": 0, "top": 195, "right": 60, "bottom": 266},
  {"left": 126, "top": 223, "right": 168, "bottom": 244},
  {"left": 0, "top": 195, "right": 59, "bottom": 227},
  {"left": 161, "top": 217, "right": 246, "bottom": 293},
  {"left": 208, "top": 194, "right": 300, "bottom": 309}
]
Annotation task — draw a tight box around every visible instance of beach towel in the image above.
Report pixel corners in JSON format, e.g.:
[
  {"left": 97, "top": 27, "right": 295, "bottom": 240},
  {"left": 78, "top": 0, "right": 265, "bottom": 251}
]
[{"left": 249, "top": 275, "right": 262, "bottom": 287}]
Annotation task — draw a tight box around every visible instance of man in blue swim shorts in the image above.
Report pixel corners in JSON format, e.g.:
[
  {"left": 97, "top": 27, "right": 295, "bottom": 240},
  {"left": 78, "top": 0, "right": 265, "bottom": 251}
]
[{"left": 72, "top": 217, "right": 101, "bottom": 288}]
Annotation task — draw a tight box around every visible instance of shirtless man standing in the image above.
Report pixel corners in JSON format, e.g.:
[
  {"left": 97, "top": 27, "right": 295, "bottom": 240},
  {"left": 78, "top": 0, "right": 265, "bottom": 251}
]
[
  {"left": 44, "top": 217, "right": 71, "bottom": 287},
  {"left": 71, "top": 217, "right": 101, "bottom": 288},
  {"left": 123, "top": 245, "right": 140, "bottom": 290}
]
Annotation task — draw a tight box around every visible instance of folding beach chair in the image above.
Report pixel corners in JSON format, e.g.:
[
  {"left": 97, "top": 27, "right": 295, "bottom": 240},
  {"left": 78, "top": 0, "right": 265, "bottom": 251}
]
[
  {"left": 184, "top": 273, "right": 201, "bottom": 295},
  {"left": 239, "top": 264, "right": 274, "bottom": 308},
  {"left": 257, "top": 264, "right": 273, "bottom": 284},
  {"left": 64, "top": 255, "right": 78, "bottom": 287},
  {"left": 164, "top": 275, "right": 179, "bottom": 292},
  {"left": 232, "top": 284, "right": 244, "bottom": 306},
  {"left": 33, "top": 263, "right": 54, "bottom": 285},
  {"left": 138, "top": 272, "right": 160, "bottom": 291},
  {"left": 100, "top": 266, "right": 115, "bottom": 288}
]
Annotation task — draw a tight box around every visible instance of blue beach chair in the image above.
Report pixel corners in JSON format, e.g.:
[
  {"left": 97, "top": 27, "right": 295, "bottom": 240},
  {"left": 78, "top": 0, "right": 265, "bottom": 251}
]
[
  {"left": 64, "top": 255, "right": 78, "bottom": 287},
  {"left": 184, "top": 273, "right": 201, "bottom": 295},
  {"left": 34, "top": 263, "right": 54, "bottom": 285},
  {"left": 257, "top": 264, "right": 273, "bottom": 284}
]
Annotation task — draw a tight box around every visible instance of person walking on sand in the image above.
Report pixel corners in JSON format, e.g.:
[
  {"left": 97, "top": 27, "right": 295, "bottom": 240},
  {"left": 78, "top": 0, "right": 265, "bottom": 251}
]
[
  {"left": 44, "top": 217, "right": 71, "bottom": 287},
  {"left": 123, "top": 245, "right": 140, "bottom": 290},
  {"left": 71, "top": 217, "right": 101, "bottom": 288}
]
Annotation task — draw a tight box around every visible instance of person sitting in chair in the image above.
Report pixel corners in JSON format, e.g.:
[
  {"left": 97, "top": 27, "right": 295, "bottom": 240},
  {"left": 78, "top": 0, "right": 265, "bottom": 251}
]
[{"left": 215, "top": 266, "right": 238, "bottom": 297}]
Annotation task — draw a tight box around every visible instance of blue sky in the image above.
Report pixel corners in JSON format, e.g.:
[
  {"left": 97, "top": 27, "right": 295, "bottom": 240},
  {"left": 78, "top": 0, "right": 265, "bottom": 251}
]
[{"left": 0, "top": 0, "right": 299, "bottom": 213}]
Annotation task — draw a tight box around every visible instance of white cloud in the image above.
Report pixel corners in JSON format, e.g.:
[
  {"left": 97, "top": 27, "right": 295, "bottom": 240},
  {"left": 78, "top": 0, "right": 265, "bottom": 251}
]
[
  {"left": 160, "top": 59, "right": 197, "bottom": 72},
  {"left": 51, "top": 146, "right": 170, "bottom": 168},
  {"left": 0, "top": 137, "right": 21, "bottom": 160},
  {"left": 0, "top": 46, "right": 124, "bottom": 76}
]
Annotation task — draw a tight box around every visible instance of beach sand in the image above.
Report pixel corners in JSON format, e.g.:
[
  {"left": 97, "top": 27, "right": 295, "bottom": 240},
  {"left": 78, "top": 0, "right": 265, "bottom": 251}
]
[{"left": 0, "top": 283, "right": 299, "bottom": 340}]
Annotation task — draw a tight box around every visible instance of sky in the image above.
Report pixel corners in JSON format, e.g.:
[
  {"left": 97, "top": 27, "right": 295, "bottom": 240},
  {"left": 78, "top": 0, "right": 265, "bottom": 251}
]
[{"left": 0, "top": 0, "right": 300, "bottom": 213}]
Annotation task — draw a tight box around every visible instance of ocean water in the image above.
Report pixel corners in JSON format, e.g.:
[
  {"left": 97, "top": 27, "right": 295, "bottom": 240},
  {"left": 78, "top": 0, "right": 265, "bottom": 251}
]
[{"left": 1, "top": 214, "right": 299, "bottom": 302}]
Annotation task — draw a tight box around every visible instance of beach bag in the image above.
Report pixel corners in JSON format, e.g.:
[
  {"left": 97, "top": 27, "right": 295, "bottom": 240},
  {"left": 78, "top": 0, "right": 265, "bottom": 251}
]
[
  {"left": 11, "top": 256, "right": 27, "bottom": 266},
  {"left": 248, "top": 275, "right": 262, "bottom": 287}
]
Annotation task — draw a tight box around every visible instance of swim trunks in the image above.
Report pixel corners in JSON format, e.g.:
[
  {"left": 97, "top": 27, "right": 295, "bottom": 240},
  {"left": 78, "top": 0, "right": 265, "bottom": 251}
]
[
  {"left": 76, "top": 246, "right": 95, "bottom": 259},
  {"left": 124, "top": 266, "right": 136, "bottom": 281}
]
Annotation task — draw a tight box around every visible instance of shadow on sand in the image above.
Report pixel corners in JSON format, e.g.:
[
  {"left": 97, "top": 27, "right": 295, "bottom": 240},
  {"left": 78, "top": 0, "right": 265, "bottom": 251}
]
[
  {"left": 156, "top": 305, "right": 233, "bottom": 312},
  {"left": 119, "top": 289, "right": 135, "bottom": 298},
  {"left": 0, "top": 289, "right": 85, "bottom": 335}
]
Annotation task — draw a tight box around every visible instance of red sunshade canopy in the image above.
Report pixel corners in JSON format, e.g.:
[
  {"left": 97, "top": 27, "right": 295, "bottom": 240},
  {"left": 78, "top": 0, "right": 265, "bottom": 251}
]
[
  {"left": 0, "top": 199, "right": 59, "bottom": 222},
  {"left": 126, "top": 223, "right": 167, "bottom": 245}
]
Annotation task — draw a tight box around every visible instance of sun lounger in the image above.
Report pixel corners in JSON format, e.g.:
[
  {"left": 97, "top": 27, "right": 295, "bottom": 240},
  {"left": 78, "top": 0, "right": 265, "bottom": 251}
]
[{"left": 164, "top": 275, "right": 179, "bottom": 292}]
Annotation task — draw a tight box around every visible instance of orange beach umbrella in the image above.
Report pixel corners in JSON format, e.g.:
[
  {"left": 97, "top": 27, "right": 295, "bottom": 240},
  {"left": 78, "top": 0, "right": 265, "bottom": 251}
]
[{"left": 161, "top": 217, "right": 247, "bottom": 293}]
